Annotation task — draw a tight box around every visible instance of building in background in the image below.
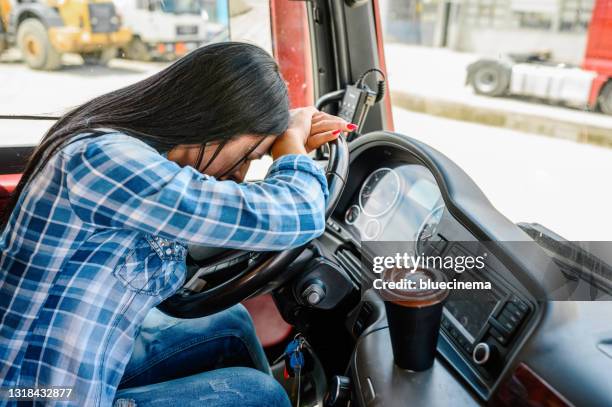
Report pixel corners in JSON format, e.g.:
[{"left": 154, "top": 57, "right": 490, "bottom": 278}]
[{"left": 380, "top": 0, "right": 595, "bottom": 64}]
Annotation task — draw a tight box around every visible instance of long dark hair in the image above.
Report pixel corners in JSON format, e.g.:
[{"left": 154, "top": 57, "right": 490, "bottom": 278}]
[{"left": 1, "top": 42, "right": 290, "bottom": 227}]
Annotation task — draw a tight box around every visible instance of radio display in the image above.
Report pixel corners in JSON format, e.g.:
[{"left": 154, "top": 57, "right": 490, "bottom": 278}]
[
  {"left": 445, "top": 299, "right": 497, "bottom": 342},
  {"left": 444, "top": 269, "right": 500, "bottom": 342}
]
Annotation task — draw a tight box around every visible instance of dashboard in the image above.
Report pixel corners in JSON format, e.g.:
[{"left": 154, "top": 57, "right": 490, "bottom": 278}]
[
  {"left": 293, "top": 132, "right": 612, "bottom": 407},
  {"left": 322, "top": 140, "right": 540, "bottom": 402}
]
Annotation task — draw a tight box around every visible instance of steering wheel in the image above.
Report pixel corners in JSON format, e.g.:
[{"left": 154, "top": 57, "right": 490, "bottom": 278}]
[{"left": 158, "top": 137, "right": 349, "bottom": 318}]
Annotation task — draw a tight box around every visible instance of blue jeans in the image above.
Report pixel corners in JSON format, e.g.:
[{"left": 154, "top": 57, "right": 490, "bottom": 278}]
[{"left": 113, "top": 305, "right": 291, "bottom": 407}]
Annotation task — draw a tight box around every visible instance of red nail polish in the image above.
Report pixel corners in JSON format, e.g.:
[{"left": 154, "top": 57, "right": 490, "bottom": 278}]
[
  {"left": 332, "top": 129, "right": 341, "bottom": 135},
  {"left": 347, "top": 123, "right": 358, "bottom": 131}
]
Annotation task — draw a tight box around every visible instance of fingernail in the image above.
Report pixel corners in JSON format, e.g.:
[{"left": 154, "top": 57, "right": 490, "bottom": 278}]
[
  {"left": 347, "top": 123, "right": 358, "bottom": 131},
  {"left": 332, "top": 129, "right": 341, "bottom": 135}
]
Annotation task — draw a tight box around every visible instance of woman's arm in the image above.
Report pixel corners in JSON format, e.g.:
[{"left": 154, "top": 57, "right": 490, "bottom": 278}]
[{"left": 63, "top": 133, "right": 328, "bottom": 250}]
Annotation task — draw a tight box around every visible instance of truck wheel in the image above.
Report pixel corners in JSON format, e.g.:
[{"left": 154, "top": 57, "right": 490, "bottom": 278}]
[
  {"left": 468, "top": 59, "right": 511, "bottom": 97},
  {"left": 17, "top": 19, "right": 62, "bottom": 70},
  {"left": 124, "top": 38, "right": 152, "bottom": 62},
  {"left": 599, "top": 81, "right": 612, "bottom": 115},
  {"left": 81, "top": 47, "right": 117, "bottom": 66}
]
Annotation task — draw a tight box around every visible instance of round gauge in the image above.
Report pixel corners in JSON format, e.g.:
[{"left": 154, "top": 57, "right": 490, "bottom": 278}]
[
  {"left": 344, "top": 205, "right": 361, "bottom": 225},
  {"left": 415, "top": 205, "right": 446, "bottom": 253},
  {"left": 359, "top": 168, "right": 401, "bottom": 217},
  {"left": 363, "top": 219, "right": 381, "bottom": 240}
]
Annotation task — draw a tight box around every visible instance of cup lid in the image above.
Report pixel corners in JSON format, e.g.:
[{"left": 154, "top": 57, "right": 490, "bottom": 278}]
[{"left": 380, "top": 267, "right": 449, "bottom": 307}]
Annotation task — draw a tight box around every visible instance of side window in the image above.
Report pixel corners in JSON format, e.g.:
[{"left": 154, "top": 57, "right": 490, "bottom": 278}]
[{"left": 378, "top": 0, "right": 611, "bottom": 239}]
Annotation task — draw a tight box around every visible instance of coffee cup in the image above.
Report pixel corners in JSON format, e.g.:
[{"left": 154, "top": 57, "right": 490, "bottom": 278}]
[{"left": 381, "top": 267, "right": 449, "bottom": 371}]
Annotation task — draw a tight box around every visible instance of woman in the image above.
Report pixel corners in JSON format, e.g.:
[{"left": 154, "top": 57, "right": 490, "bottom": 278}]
[{"left": 0, "top": 42, "right": 354, "bottom": 406}]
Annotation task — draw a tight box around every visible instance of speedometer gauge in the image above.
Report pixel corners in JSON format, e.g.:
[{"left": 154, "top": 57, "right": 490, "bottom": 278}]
[{"left": 359, "top": 168, "right": 400, "bottom": 217}]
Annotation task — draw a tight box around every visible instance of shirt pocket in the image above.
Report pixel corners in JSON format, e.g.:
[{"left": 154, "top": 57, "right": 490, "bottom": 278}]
[{"left": 114, "top": 235, "right": 187, "bottom": 298}]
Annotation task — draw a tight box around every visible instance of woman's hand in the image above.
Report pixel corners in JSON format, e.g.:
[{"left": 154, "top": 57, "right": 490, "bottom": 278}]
[
  {"left": 271, "top": 107, "right": 357, "bottom": 159},
  {"left": 271, "top": 107, "right": 317, "bottom": 160},
  {"left": 306, "top": 111, "right": 356, "bottom": 153}
]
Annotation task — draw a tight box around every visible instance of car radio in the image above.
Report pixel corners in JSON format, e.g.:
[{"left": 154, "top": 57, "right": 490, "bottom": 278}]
[{"left": 440, "top": 267, "right": 532, "bottom": 382}]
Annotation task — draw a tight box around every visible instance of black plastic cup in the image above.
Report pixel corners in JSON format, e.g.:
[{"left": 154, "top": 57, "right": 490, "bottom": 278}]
[{"left": 381, "top": 268, "right": 449, "bottom": 371}]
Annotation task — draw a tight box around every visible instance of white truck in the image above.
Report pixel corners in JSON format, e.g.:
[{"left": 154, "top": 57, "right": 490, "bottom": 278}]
[
  {"left": 465, "top": 0, "right": 612, "bottom": 116},
  {"left": 114, "top": 0, "right": 224, "bottom": 61}
]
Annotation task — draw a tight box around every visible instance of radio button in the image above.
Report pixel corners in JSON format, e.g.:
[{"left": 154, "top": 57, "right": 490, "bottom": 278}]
[
  {"left": 510, "top": 296, "right": 530, "bottom": 313},
  {"left": 503, "top": 302, "right": 526, "bottom": 320},
  {"left": 497, "top": 314, "right": 519, "bottom": 333},
  {"left": 489, "top": 318, "right": 508, "bottom": 334},
  {"left": 463, "top": 342, "right": 473, "bottom": 354},
  {"left": 457, "top": 335, "right": 467, "bottom": 347},
  {"left": 489, "top": 327, "right": 508, "bottom": 346},
  {"left": 472, "top": 342, "right": 490, "bottom": 365},
  {"left": 500, "top": 308, "right": 521, "bottom": 325}
]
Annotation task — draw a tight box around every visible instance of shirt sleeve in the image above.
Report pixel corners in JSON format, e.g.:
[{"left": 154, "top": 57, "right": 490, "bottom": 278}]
[{"left": 63, "top": 134, "right": 329, "bottom": 251}]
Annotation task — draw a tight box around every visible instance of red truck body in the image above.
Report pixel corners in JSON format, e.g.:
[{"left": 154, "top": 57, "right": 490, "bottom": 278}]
[{"left": 584, "top": 0, "right": 612, "bottom": 106}]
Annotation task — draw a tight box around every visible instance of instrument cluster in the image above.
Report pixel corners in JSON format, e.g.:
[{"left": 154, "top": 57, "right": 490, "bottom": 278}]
[{"left": 342, "top": 164, "right": 445, "bottom": 247}]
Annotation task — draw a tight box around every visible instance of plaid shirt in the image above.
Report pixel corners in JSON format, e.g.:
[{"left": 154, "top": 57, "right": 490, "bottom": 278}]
[{"left": 0, "top": 132, "right": 328, "bottom": 406}]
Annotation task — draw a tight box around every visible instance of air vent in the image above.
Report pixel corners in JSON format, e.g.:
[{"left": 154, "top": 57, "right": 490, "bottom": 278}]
[{"left": 334, "top": 245, "right": 364, "bottom": 285}]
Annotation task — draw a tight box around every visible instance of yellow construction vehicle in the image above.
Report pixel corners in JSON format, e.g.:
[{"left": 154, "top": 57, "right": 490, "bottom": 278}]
[{"left": 0, "top": 0, "right": 131, "bottom": 70}]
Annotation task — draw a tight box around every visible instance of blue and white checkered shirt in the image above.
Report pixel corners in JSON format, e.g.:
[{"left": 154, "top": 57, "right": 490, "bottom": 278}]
[{"left": 0, "top": 132, "right": 328, "bottom": 406}]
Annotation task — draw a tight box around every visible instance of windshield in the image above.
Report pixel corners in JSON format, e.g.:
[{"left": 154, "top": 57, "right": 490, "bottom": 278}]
[
  {"left": 0, "top": 0, "right": 306, "bottom": 176},
  {"left": 0, "top": 0, "right": 264, "bottom": 118},
  {"left": 1, "top": 0, "right": 611, "bottom": 239},
  {"left": 159, "top": 0, "right": 202, "bottom": 15}
]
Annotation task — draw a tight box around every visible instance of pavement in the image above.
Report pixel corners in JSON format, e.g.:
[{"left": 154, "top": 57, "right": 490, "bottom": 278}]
[
  {"left": 384, "top": 43, "right": 612, "bottom": 148},
  {"left": 0, "top": 51, "right": 168, "bottom": 117},
  {"left": 391, "top": 107, "right": 612, "bottom": 241},
  {"left": 0, "top": 53, "right": 167, "bottom": 147}
]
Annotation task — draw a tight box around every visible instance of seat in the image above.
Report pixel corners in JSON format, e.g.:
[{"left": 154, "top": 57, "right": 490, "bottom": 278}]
[{"left": 243, "top": 294, "right": 292, "bottom": 349}]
